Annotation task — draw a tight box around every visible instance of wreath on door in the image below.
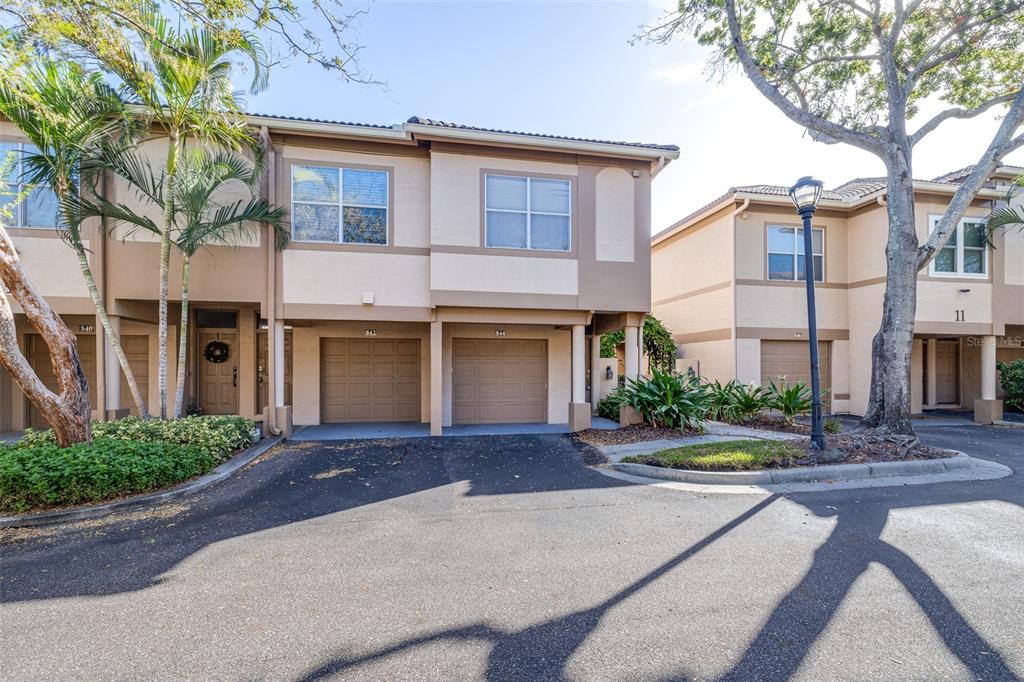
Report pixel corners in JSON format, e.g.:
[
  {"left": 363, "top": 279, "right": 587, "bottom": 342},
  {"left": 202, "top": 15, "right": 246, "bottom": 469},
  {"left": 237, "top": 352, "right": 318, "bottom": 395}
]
[{"left": 203, "top": 340, "right": 230, "bottom": 364}]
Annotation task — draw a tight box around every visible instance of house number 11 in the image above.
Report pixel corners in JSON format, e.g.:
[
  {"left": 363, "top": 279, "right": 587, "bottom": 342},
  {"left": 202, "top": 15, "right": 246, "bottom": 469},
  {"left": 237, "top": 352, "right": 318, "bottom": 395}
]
[{"left": 955, "top": 310, "right": 966, "bottom": 322}]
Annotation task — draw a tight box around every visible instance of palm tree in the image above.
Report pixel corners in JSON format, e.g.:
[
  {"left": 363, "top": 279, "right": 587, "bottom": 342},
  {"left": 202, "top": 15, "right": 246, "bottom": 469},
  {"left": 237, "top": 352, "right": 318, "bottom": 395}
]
[
  {"left": 71, "top": 145, "right": 288, "bottom": 417},
  {"left": 0, "top": 60, "right": 151, "bottom": 418},
  {"left": 98, "top": 9, "right": 268, "bottom": 418},
  {"left": 987, "top": 177, "right": 1024, "bottom": 234}
]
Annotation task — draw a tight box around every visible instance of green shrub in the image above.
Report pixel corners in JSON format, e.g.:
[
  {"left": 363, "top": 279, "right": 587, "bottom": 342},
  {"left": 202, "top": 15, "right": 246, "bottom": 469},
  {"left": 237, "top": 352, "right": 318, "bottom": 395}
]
[
  {"left": 622, "top": 439, "right": 801, "bottom": 471},
  {"left": 17, "top": 415, "right": 255, "bottom": 461},
  {"left": 704, "top": 379, "right": 771, "bottom": 424},
  {"left": 621, "top": 369, "right": 711, "bottom": 430},
  {"left": 596, "top": 388, "right": 627, "bottom": 421},
  {"left": 0, "top": 438, "right": 216, "bottom": 513},
  {"left": 997, "top": 359, "right": 1024, "bottom": 411},
  {"left": 824, "top": 418, "right": 842, "bottom": 434},
  {"left": 766, "top": 378, "right": 814, "bottom": 423}
]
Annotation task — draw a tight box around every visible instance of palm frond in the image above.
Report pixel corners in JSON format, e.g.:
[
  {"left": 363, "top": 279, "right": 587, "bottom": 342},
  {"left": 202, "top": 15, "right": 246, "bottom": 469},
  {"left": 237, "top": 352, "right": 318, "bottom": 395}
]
[{"left": 987, "top": 205, "right": 1024, "bottom": 234}]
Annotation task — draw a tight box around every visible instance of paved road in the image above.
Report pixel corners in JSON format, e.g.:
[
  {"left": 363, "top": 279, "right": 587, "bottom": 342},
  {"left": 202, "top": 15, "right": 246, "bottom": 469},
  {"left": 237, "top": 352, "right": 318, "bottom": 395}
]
[{"left": 1, "top": 421, "right": 1022, "bottom": 681}]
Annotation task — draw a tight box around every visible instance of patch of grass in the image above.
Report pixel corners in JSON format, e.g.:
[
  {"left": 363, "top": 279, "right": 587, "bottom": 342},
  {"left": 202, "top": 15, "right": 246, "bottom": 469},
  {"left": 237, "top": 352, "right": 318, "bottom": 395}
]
[{"left": 622, "top": 439, "right": 802, "bottom": 471}]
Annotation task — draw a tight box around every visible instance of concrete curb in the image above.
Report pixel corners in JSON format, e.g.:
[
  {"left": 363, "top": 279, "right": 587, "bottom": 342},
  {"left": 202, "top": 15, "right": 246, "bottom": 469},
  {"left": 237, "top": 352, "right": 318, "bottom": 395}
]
[
  {"left": 0, "top": 435, "right": 284, "bottom": 529},
  {"left": 609, "top": 452, "right": 973, "bottom": 486}
]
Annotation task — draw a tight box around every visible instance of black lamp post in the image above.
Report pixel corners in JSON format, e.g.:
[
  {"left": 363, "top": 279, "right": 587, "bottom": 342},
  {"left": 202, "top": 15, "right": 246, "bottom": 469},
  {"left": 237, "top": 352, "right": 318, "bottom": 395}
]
[{"left": 788, "top": 176, "right": 826, "bottom": 450}]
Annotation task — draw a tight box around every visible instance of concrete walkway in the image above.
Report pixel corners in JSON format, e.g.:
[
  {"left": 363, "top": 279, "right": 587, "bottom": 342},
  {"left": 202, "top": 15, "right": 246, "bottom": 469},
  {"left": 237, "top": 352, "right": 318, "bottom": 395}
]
[
  {"left": 291, "top": 417, "right": 620, "bottom": 441},
  {"left": 597, "top": 421, "right": 803, "bottom": 463}
]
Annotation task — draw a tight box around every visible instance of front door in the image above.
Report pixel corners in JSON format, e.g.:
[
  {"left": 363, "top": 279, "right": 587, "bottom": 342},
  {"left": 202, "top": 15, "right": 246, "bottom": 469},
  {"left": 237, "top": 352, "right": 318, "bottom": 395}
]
[
  {"left": 935, "top": 339, "right": 959, "bottom": 404},
  {"left": 197, "top": 330, "right": 238, "bottom": 415}
]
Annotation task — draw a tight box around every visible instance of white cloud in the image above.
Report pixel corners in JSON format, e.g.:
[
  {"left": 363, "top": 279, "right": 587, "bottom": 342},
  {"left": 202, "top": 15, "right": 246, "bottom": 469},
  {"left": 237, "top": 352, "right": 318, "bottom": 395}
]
[{"left": 647, "top": 62, "right": 704, "bottom": 86}]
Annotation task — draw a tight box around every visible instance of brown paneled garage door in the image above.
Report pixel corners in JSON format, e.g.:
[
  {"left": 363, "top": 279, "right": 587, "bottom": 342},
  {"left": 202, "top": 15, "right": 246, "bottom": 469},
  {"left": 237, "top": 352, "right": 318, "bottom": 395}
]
[
  {"left": 761, "top": 340, "right": 832, "bottom": 412},
  {"left": 27, "top": 334, "right": 97, "bottom": 428},
  {"left": 320, "top": 338, "right": 420, "bottom": 423},
  {"left": 453, "top": 338, "right": 547, "bottom": 424}
]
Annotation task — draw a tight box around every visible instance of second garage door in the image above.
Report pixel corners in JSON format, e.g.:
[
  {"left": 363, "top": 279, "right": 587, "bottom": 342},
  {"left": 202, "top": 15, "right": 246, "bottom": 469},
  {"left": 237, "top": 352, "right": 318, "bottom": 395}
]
[
  {"left": 453, "top": 338, "right": 547, "bottom": 424},
  {"left": 761, "top": 340, "right": 832, "bottom": 412},
  {"left": 321, "top": 338, "right": 420, "bottom": 423}
]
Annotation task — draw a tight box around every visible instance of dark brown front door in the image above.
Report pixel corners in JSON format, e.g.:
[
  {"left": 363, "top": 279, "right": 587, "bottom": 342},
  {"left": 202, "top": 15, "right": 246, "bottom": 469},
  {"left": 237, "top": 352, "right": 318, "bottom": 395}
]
[
  {"left": 197, "top": 331, "right": 238, "bottom": 415},
  {"left": 935, "top": 340, "right": 959, "bottom": 404}
]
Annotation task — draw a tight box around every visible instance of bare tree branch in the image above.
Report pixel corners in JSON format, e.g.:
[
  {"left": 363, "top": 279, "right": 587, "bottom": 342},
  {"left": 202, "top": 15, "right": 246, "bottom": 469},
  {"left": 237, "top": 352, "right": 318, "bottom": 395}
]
[
  {"left": 917, "top": 89, "right": 1024, "bottom": 269},
  {"left": 910, "top": 91, "right": 1023, "bottom": 146},
  {"left": 722, "top": 0, "right": 887, "bottom": 155}
]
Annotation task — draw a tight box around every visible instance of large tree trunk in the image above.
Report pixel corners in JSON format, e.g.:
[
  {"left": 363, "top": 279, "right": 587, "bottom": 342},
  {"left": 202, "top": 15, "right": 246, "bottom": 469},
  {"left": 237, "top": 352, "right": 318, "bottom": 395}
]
[
  {"left": 157, "top": 132, "right": 180, "bottom": 420},
  {"left": 173, "top": 256, "right": 190, "bottom": 418},
  {"left": 0, "top": 224, "right": 91, "bottom": 445},
  {"left": 860, "top": 160, "right": 919, "bottom": 435},
  {"left": 72, "top": 237, "right": 149, "bottom": 419}
]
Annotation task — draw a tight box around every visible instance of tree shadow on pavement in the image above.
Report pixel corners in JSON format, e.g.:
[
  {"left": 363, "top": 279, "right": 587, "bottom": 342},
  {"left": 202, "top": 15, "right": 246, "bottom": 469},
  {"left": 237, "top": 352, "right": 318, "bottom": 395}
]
[
  {"left": 294, "top": 495, "right": 782, "bottom": 682},
  {"left": 0, "top": 435, "right": 630, "bottom": 603}
]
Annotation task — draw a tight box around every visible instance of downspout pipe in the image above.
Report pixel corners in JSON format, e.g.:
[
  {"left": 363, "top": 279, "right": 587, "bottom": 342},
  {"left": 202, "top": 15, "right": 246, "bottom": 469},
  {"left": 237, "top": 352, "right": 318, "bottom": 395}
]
[{"left": 261, "top": 125, "right": 282, "bottom": 437}]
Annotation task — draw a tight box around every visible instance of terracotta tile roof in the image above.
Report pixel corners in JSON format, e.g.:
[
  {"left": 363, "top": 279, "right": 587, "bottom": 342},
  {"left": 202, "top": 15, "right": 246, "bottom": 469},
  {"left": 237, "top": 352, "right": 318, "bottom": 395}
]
[
  {"left": 406, "top": 116, "right": 680, "bottom": 152},
  {"left": 934, "top": 164, "right": 1024, "bottom": 183},
  {"left": 249, "top": 111, "right": 397, "bottom": 130}
]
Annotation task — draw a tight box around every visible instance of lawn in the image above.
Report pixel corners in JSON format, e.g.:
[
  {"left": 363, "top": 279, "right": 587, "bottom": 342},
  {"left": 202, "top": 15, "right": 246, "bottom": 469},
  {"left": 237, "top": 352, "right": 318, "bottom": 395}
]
[{"left": 621, "top": 439, "right": 802, "bottom": 471}]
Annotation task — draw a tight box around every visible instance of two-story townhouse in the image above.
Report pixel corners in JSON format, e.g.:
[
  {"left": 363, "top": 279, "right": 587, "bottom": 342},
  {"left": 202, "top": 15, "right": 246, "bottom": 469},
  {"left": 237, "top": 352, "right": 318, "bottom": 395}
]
[
  {"left": 1, "top": 115, "right": 679, "bottom": 436},
  {"left": 652, "top": 165, "right": 1024, "bottom": 423}
]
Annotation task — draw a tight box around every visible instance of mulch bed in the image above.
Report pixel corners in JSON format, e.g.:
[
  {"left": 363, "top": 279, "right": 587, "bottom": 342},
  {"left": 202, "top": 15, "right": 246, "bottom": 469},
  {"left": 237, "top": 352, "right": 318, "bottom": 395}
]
[
  {"left": 786, "top": 433, "right": 955, "bottom": 468},
  {"left": 734, "top": 415, "right": 811, "bottom": 435},
  {"left": 573, "top": 424, "right": 701, "bottom": 446}
]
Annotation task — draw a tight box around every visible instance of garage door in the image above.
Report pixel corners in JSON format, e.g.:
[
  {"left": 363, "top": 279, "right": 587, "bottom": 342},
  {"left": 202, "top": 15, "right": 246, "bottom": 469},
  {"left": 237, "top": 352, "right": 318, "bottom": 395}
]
[
  {"left": 761, "top": 340, "right": 832, "bottom": 412},
  {"left": 118, "top": 335, "right": 149, "bottom": 416},
  {"left": 453, "top": 338, "right": 547, "bottom": 424},
  {"left": 320, "top": 338, "right": 420, "bottom": 423},
  {"left": 27, "top": 334, "right": 97, "bottom": 428}
]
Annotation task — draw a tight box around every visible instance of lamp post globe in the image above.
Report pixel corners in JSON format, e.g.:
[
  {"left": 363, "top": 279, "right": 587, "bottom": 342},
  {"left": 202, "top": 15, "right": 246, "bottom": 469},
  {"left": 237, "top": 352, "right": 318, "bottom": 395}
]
[{"left": 788, "top": 176, "right": 827, "bottom": 450}]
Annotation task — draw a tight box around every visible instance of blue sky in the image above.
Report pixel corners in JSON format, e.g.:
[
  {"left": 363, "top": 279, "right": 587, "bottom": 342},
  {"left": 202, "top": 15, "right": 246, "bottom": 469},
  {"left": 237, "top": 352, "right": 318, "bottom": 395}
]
[{"left": 248, "top": 0, "right": 1024, "bottom": 230}]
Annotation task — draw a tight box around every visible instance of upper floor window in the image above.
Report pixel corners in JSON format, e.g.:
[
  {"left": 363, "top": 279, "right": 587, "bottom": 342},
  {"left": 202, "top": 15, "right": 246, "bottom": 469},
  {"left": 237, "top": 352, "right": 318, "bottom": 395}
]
[
  {"left": 767, "top": 225, "right": 824, "bottom": 282},
  {"left": 485, "top": 174, "right": 571, "bottom": 251},
  {"left": 291, "top": 165, "right": 388, "bottom": 245},
  {"left": 0, "top": 141, "right": 59, "bottom": 229},
  {"left": 928, "top": 215, "right": 987, "bottom": 277}
]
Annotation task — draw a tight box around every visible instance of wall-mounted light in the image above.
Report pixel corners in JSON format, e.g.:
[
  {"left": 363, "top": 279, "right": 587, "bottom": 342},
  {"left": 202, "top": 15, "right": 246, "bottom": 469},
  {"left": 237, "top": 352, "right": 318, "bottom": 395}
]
[{"left": 605, "top": 367, "right": 614, "bottom": 380}]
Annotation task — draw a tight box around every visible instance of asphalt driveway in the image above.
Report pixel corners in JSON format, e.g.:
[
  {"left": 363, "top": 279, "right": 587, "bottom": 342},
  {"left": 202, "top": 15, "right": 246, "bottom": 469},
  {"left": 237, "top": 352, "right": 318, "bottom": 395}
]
[{"left": 1, "top": 421, "right": 1022, "bottom": 681}]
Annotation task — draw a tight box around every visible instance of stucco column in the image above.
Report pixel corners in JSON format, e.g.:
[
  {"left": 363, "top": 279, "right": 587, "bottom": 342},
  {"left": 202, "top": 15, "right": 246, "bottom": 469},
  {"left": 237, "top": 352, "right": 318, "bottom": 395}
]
[
  {"left": 974, "top": 335, "right": 1002, "bottom": 424},
  {"left": 624, "top": 325, "right": 640, "bottom": 380},
  {"left": 925, "top": 339, "right": 937, "bottom": 408},
  {"left": 571, "top": 325, "right": 585, "bottom": 403},
  {"left": 103, "top": 315, "right": 122, "bottom": 419},
  {"left": 637, "top": 321, "right": 645, "bottom": 376},
  {"left": 430, "top": 320, "right": 443, "bottom": 436},
  {"left": 569, "top": 324, "right": 590, "bottom": 431},
  {"left": 981, "top": 335, "right": 997, "bottom": 400},
  {"left": 273, "top": 320, "right": 286, "bottom": 408},
  {"left": 590, "top": 333, "right": 602, "bottom": 411}
]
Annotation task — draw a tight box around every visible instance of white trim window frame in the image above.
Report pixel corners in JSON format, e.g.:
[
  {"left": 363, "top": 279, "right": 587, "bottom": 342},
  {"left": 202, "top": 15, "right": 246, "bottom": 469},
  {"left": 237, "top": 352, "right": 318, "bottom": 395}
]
[
  {"left": 291, "top": 164, "right": 389, "bottom": 245},
  {"left": 0, "top": 141, "right": 59, "bottom": 230},
  {"left": 927, "top": 215, "right": 988, "bottom": 278},
  {"left": 484, "top": 174, "right": 572, "bottom": 252},
  {"left": 766, "top": 224, "right": 825, "bottom": 282}
]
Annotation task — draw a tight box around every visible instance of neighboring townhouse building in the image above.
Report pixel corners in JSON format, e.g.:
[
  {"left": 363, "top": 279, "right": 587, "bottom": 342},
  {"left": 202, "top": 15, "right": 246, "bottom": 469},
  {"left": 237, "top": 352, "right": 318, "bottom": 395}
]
[
  {"left": 1, "top": 115, "right": 678, "bottom": 435},
  {"left": 652, "top": 165, "right": 1024, "bottom": 422}
]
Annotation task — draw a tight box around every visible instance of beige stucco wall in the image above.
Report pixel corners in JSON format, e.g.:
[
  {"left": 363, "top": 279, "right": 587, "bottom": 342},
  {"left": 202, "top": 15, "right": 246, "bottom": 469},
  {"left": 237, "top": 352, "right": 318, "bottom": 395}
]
[
  {"left": 430, "top": 253, "right": 578, "bottom": 296},
  {"left": 595, "top": 167, "right": 635, "bottom": 262},
  {"left": 676, "top": 339, "right": 734, "bottom": 384},
  {"left": 283, "top": 251, "right": 431, "bottom": 307},
  {"left": 734, "top": 207, "right": 848, "bottom": 284},
  {"left": 736, "top": 286, "right": 848, "bottom": 331},
  {"left": 735, "top": 338, "right": 761, "bottom": 385}
]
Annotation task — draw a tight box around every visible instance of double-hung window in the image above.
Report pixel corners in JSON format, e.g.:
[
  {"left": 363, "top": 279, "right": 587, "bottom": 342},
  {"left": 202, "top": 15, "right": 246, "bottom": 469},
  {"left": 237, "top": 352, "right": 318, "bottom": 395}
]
[
  {"left": 291, "top": 165, "right": 388, "bottom": 245},
  {"left": 485, "top": 174, "right": 571, "bottom": 251},
  {"left": 767, "top": 224, "right": 824, "bottom": 282},
  {"left": 928, "top": 216, "right": 987, "bottom": 277},
  {"left": 0, "top": 141, "right": 59, "bottom": 229}
]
